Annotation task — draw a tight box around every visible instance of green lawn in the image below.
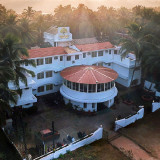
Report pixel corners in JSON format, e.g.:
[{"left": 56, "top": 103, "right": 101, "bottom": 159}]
[{"left": 0, "top": 128, "right": 22, "bottom": 160}]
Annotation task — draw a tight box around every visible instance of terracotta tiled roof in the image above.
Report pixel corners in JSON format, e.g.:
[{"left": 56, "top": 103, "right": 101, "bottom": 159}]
[
  {"left": 72, "top": 37, "right": 98, "bottom": 45},
  {"left": 61, "top": 65, "right": 118, "bottom": 84},
  {"left": 75, "top": 42, "right": 114, "bottom": 52},
  {"left": 26, "top": 47, "right": 67, "bottom": 59}
]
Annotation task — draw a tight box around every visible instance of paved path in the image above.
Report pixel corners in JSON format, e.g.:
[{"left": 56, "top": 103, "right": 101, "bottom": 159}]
[{"left": 111, "top": 136, "right": 157, "bottom": 160}]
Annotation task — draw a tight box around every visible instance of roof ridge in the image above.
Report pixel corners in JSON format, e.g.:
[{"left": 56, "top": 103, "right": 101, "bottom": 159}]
[
  {"left": 94, "top": 69, "right": 114, "bottom": 81},
  {"left": 77, "top": 68, "right": 89, "bottom": 83}
]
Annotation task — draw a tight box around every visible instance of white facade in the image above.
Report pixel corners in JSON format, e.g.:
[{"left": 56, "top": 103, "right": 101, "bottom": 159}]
[
  {"left": 24, "top": 46, "right": 141, "bottom": 98},
  {"left": 44, "top": 27, "right": 72, "bottom": 47},
  {"left": 60, "top": 82, "right": 117, "bottom": 112},
  {"left": 8, "top": 73, "right": 37, "bottom": 108}
]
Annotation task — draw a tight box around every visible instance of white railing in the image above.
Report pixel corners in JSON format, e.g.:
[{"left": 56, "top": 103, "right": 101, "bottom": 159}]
[
  {"left": 115, "top": 106, "right": 144, "bottom": 131},
  {"left": 152, "top": 102, "right": 160, "bottom": 112}
]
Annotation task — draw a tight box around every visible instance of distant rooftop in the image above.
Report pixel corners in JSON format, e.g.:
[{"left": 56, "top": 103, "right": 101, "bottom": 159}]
[
  {"left": 26, "top": 47, "right": 67, "bottom": 59},
  {"left": 72, "top": 37, "right": 98, "bottom": 45},
  {"left": 25, "top": 41, "right": 115, "bottom": 59},
  {"left": 46, "top": 26, "right": 58, "bottom": 35},
  {"left": 76, "top": 42, "right": 114, "bottom": 52},
  {"left": 64, "top": 47, "right": 78, "bottom": 54}
]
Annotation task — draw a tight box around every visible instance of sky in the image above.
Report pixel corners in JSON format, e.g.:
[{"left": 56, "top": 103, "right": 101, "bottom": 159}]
[{"left": 0, "top": 0, "right": 160, "bottom": 13}]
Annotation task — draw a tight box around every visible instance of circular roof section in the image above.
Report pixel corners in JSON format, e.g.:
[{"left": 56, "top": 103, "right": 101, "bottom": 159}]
[{"left": 61, "top": 65, "right": 118, "bottom": 84}]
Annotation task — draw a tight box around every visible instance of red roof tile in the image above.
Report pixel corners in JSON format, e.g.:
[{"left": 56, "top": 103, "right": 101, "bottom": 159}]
[
  {"left": 61, "top": 65, "right": 118, "bottom": 84},
  {"left": 75, "top": 42, "right": 114, "bottom": 52},
  {"left": 26, "top": 47, "right": 67, "bottom": 59}
]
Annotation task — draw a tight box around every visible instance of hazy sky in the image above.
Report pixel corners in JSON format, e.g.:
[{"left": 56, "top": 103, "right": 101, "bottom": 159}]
[{"left": 0, "top": 0, "right": 160, "bottom": 13}]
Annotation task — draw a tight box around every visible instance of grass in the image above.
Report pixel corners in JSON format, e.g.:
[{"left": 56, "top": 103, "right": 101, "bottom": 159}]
[
  {"left": 0, "top": 128, "right": 22, "bottom": 160},
  {"left": 56, "top": 139, "right": 129, "bottom": 160}
]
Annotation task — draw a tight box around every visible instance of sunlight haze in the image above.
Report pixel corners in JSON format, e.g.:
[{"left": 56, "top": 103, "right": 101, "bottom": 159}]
[{"left": 0, "top": 0, "right": 160, "bottom": 13}]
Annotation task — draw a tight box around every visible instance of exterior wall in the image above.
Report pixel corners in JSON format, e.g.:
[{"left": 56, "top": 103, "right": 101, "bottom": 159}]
[
  {"left": 144, "top": 80, "right": 156, "bottom": 92},
  {"left": 115, "top": 106, "right": 144, "bottom": 131},
  {"left": 152, "top": 102, "right": 160, "bottom": 112},
  {"left": 34, "top": 127, "right": 103, "bottom": 160},
  {"left": 156, "top": 91, "right": 160, "bottom": 97},
  {"left": 9, "top": 73, "right": 37, "bottom": 108},
  {"left": 60, "top": 84, "right": 118, "bottom": 103}
]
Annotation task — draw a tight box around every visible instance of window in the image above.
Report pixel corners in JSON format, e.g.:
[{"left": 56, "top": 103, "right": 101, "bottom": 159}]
[
  {"left": 64, "top": 80, "right": 67, "bottom": 85},
  {"left": 46, "top": 71, "right": 52, "bottom": 78},
  {"left": 114, "top": 50, "right": 118, "bottom": 54},
  {"left": 67, "top": 56, "right": 71, "bottom": 61},
  {"left": 92, "top": 52, "right": 97, "bottom": 57},
  {"left": 98, "top": 62, "right": 103, "bottom": 66},
  {"left": 98, "top": 51, "right": 103, "bottom": 56},
  {"left": 105, "top": 50, "right": 108, "bottom": 53},
  {"left": 25, "top": 62, "right": 28, "bottom": 66},
  {"left": 37, "top": 59, "right": 43, "bottom": 66},
  {"left": 60, "top": 56, "right": 63, "bottom": 61},
  {"left": 75, "top": 55, "right": 79, "bottom": 60},
  {"left": 83, "top": 53, "right": 86, "bottom": 58},
  {"left": 111, "top": 81, "right": 114, "bottom": 88},
  {"left": 97, "top": 84, "right": 101, "bottom": 92},
  {"left": 75, "top": 83, "right": 79, "bottom": 91},
  {"left": 101, "top": 83, "right": 104, "bottom": 91},
  {"left": 105, "top": 83, "right": 108, "bottom": 91},
  {"left": 108, "top": 63, "right": 111, "bottom": 66},
  {"left": 54, "top": 56, "right": 58, "bottom": 60},
  {"left": 46, "top": 84, "right": 53, "bottom": 91},
  {"left": 84, "top": 84, "right": 87, "bottom": 92},
  {"left": 109, "top": 50, "right": 111, "bottom": 54},
  {"left": 80, "top": 84, "right": 84, "bottom": 92},
  {"left": 72, "top": 82, "right": 76, "bottom": 90},
  {"left": 38, "top": 86, "right": 44, "bottom": 92},
  {"left": 88, "top": 84, "right": 96, "bottom": 93},
  {"left": 92, "top": 103, "right": 95, "bottom": 108},
  {"left": 67, "top": 81, "right": 71, "bottom": 88},
  {"left": 37, "top": 72, "right": 44, "bottom": 79},
  {"left": 45, "top": 57, "right": 52, "bottom": 64},
  {"left": 84, "top": 103, "right": 87, "bottom": 108}
]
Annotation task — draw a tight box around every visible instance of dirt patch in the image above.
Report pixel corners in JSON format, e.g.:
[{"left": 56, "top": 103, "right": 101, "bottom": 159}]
[{"left": 120, "top": 110, "right": 160, "bottom": 159}]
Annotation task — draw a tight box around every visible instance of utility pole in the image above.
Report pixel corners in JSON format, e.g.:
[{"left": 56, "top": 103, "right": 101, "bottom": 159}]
[{"left": 52, "top": 121, "right": 55, "bottom": 149}]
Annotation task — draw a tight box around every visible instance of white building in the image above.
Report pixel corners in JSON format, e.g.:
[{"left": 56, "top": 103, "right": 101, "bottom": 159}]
[
  {"left": 60, "top": 65, "right": 118, "bottom": 112},
  {"left": 8, "top": 73, "right": 37, "bottom": 108},
  {"left": 10, "top": 27, "right": 141, "bottom": 110}
]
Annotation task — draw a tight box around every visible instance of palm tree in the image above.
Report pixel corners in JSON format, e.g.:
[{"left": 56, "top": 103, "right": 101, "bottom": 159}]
[
  {"left": 0, "top": 34, "right": 36, "bottom": 126},
  {"left": 142, "top": 48, "right": 160, "bottom": 91},
  {"left": 0, "top": 61, "right": 17, "bottom": 126},
  {"left": 0, "top": 34, "right": 36, "bottom": 86},
  {"left": 22, "top": 6, "right": 35, "bottom": 20},
  {"left": 0, "top": 14, "right": 19, "bottom": 36},
  {"left": 18, "top": 18, "right": 36, "bottom": 47},
  {"left": 120, "top": 23, "right": 155, "bottom": 87}
]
